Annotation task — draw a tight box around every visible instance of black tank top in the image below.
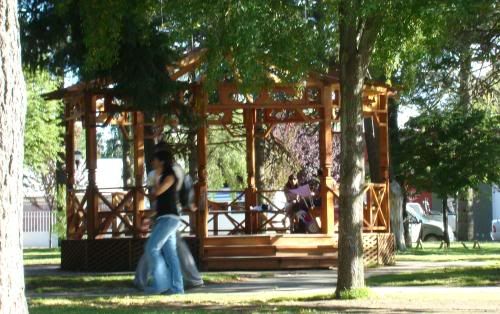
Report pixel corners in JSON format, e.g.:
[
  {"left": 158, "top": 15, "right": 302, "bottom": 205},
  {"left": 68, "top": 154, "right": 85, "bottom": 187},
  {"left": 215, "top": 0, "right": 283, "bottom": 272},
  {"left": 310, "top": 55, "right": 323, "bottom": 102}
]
[{"left": 156, "top": 167, "right": 179, "bottom": 217}]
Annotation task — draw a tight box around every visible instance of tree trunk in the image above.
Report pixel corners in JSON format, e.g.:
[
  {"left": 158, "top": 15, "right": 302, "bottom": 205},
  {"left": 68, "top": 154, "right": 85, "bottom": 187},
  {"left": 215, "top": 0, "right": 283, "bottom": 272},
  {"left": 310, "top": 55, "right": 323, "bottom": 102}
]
[
  {"left": 442, "top": 197, "right": 450, "bottom": 247},
  {"left": 143, "top": 113, "right": 155, "bottom": 174},
  {"left": 255, "top": 112, "right": 265, "bottom": 195},
  {"left": 0, "top": 0, "right": 29, "bottom": 312},
  {"left": 336, "top": 61, "right": 366, "bottom": 295},
  {"left": 458, "top": 189, "right": 474, "bottom": 241},
  {"left": 336, "top": 0, "right": 381, "bottom": 296},
  {"left": 336, "top": 30, "right": 366, "bottom": 297},
  {"left": 387, "top": 97, "right": 410, "bottom": 248},
  {"left": 390, "top": 181, "right": 406, "bottom": 251},
  {"left": 402, "top": 191, "right": 412, "bottom": 248},
  {"left": 188, "top": 132, "right": 198, "bottom": 179},
  {"left": 456, "top": 43, "right": 474, "bottom": 241}
]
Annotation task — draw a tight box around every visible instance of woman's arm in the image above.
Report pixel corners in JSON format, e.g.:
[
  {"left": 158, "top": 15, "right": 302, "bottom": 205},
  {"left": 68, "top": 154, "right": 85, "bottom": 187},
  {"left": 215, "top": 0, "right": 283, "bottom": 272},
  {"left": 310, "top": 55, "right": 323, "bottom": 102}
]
[{"left": 153, "top": 175, "right": 175, "bottom": 197}]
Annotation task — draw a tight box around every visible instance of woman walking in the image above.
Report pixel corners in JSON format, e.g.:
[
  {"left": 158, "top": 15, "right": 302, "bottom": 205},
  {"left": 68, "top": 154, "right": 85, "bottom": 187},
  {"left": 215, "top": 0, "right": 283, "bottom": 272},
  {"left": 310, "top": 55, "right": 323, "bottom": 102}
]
[{"left": 145, "top": 149, "right": 184, "bottom": 294}]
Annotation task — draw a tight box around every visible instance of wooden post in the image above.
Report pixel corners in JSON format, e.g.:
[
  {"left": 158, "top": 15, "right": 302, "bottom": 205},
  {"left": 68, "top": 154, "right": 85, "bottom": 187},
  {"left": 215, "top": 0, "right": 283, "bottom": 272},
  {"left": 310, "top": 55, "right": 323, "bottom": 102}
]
[
  {"left": 85, "top": 94, "right": 98, "bottom": 239},
  {"left": 244, "top": 108, "right": 258, "bottom": 234},
  {"left": 196, "top": 88, "right": 209, "bottom": 241},
  {"left": 378, "top": 93, "right": 390, "bottom": 232},
  {"left": 133, "top": 112, "right": 145, "bottom": 238},
  {"left": 64, "top": 100, "right": 75, "bottom": 239},
  {"left": 319, "top": 84, "right": 335, "bottom": 235}
]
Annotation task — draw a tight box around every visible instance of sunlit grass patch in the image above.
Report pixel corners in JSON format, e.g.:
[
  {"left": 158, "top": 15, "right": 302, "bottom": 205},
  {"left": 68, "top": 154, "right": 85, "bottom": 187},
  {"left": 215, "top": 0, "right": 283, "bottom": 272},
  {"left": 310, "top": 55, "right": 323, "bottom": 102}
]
[
  {"left": 24, "top": 248, "right": 60, "bottom": 266},
  {"left": 367, "top": 263, "right": 500, "bottom": 287},
  {"left": 202, "top": 273, "right": 249, "bottom": 284},
  {"left": 396, "top": 242, "right": 500, "bottom": 263},
  {"left": 336, "top": 287, "right": 372, "bottom": 300},
  {"left": 28, "top": 291, "right": 341, "bottom": 314}
]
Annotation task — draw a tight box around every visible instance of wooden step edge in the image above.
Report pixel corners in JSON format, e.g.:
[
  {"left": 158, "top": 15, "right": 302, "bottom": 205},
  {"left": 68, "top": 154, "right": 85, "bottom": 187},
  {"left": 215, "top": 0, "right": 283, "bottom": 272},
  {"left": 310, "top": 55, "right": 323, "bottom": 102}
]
[
  {"left": 203, "top": 255, "right": 338, "bottom": 261},
  {"left": 275, "top": 244, "right": 338, "bottom": 249},
  {"left": 270, "top": 234, "right": 337, "bottom": 239},
  {"left": 204, "top": 244, "right": 276, "bottom": 248},
  {"left": 204, "top": 235, "right": 273, "bottom": 240}
]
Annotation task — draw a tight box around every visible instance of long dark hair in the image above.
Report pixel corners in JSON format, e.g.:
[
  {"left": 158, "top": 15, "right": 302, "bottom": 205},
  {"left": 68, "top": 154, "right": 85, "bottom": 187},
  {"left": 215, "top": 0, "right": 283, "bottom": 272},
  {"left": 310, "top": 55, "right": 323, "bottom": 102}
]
[
  {"left": 153, "top": 149, "right": 174, "bottom": 175},
  {"left": 285, "top": 174, "right": 298, "bottom": 189}
]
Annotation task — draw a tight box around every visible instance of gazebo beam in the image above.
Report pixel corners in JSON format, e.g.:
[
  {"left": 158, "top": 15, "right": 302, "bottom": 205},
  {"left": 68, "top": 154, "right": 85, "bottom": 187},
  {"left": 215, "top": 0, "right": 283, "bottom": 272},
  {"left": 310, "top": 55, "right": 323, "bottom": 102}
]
[
  {"left": 85, "top": 94, "right": 98, "bottom": 240},
  {"left": 64, "top": 100, "right": 75, "bottom": 239},
  {"left": 196, "top": 88, "right": 209, "bottom": 241},
  {"left": 244, "top": 108, "right": 258, "bottom": 234},
  {"left": 319, "top": 84, "right": 335, "bottom": 235},
  {"left": 133, "top": 112, "right": 145, "bottom": 237},
  {"left": 378, "top": 93, "right": 391, "bottom": 232}
]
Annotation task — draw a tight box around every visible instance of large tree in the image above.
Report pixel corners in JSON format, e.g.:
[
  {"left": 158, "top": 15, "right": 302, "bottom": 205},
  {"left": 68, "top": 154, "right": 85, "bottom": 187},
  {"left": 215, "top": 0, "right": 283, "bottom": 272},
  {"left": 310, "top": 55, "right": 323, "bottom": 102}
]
[
  {"left": 402, "top": 0, "right": 499, "bottom": 241},
  {"left": 0, "top": 0, "right": 29, "bottom": 312},
  {"left": 399, "top": 108, "right": 500, "bottom": 246},
  {"left": 334, "top": 0, "right": 430, "bottom": 294}
]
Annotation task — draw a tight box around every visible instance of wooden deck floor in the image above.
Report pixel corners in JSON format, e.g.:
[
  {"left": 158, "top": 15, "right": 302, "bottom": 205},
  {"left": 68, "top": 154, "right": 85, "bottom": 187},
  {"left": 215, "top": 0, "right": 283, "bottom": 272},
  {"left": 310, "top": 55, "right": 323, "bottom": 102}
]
[{"left": 60, "top": 233, "right": 394, "bottom": 272}]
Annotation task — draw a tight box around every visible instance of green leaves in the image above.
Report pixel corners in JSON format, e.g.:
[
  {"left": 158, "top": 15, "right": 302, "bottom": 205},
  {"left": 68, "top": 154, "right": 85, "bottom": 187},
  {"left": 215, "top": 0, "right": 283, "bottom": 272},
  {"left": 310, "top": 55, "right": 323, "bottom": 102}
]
[
  {"left": 163, "top": 0, "right": 321, "bottom": 92},
  {"left": 24, "top": 70, "right": 63, "bottom": 175},
  {"left": 398, "top": 107, "right": 500, "bottom": 197}
]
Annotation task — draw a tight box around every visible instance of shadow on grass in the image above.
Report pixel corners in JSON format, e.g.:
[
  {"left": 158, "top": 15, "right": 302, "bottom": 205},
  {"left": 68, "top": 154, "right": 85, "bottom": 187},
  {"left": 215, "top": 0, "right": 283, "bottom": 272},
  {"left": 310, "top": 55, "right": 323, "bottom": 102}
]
[
  {"left": 367, "top": 265, "right": 500, "bottom": 287},
  {"left": 26, "top": 272, "right": 248, "bottom": 294},
  {"left": 26, "top": 275, "right": 135, "bottom": 293},
  {"left": 28, "top": 300, "right": 431, "bottom": 314}
]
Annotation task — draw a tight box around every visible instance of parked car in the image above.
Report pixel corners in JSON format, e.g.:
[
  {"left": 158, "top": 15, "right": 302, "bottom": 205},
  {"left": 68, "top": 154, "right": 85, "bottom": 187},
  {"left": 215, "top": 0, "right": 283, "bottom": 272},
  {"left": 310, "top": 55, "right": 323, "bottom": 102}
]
[
  {"left": 491, "top": 219, "right": 500, "bottom": 241},
  {"left": 406, "top": 204, "right": 455, "bottom": 242},
  {"left": 407, "top": 202, "right": 456, "bottom": 234}
]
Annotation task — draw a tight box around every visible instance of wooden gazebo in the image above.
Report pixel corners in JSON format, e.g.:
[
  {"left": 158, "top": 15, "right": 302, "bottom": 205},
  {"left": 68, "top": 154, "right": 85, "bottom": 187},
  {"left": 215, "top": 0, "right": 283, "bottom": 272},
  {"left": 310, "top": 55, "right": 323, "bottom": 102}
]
[{"left": 47, "top": 52, "right": 395, "bottom": 271}]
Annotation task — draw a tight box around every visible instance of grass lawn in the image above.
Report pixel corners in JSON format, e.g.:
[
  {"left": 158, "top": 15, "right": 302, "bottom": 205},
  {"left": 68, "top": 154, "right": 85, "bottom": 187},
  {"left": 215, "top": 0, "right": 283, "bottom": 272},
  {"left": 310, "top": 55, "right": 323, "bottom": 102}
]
[
  {"left": 26, "top": 272, "right": 250, "bottom": 294},
  {"left": 367, "top": 263, "right": 500, "bottom": 287},
  {"left": 369, "top": 242, "right": 500, "bottom": 287},
  {"left": 24, "top": 248, "right": 60, "bottom": 266},
  {"left": 27, "top": 292, "right": 338, "bottom": 314},
  {"left": 396, "top": 241, "right": 500, "bottom": 263},
  {"left": 24, "top": 242, "right": 500, "bottom": 313}
]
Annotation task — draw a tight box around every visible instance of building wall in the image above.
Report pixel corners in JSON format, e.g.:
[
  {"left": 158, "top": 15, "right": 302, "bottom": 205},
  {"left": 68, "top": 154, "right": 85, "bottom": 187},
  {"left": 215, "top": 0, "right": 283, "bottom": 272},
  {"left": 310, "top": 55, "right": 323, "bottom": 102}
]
[
  {"left": 23, "top": 200, "right": 58, "bottom": 248},
  {"left": 473, "top": 184, "right": 493, "bottom": 241},
  {"left": 431, "top": 184, "right": 493, "bottom": 241},
  {"left": 493, "top": 185, "right": 500, "bottom": 220}
]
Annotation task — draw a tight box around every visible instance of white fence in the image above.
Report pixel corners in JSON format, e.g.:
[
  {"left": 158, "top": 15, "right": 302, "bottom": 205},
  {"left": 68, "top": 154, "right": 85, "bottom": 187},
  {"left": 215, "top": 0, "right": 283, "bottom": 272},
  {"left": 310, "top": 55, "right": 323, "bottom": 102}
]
[{"left": 23, "top": 211, "right": 58, "bottom": 248}]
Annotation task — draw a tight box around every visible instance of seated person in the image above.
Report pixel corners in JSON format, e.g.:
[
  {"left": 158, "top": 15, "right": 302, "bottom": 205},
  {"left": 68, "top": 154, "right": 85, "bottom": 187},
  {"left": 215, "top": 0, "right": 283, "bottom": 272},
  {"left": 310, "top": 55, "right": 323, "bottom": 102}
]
[
  {"left": 283, "top": 174, "right": 306, "bottom": 233},
  {"left": 284, "top": 174, "right": 299, "bottom": 203},
  {"left": 310, "top": 169, "right": 323, "bottom": 208}
]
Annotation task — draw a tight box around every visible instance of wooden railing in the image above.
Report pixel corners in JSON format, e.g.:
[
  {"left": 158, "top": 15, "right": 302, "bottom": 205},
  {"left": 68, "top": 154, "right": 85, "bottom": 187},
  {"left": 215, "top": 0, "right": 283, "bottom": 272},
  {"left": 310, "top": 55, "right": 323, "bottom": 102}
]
[
  {"left": 207, "top": 190, "right": 246, "bottom": 235},
  {"left": 67, "top": 182, "right": 390, "bottom": 239},
  {"left": 67, "top": 189, "right": 88, "bottom": 239},
  {"left": 363, "top": 183, "right": 389, "bottom": 232},
  {"left": 253, "top": 190, "right": 292, "bottom": 233}
]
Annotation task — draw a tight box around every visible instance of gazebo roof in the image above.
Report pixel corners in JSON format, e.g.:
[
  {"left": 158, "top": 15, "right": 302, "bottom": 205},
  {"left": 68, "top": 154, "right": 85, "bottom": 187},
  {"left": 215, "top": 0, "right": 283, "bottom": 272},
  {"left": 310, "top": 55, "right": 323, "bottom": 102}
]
[{"left": 44, "top": 48, "right": 396, "bottom": 101}]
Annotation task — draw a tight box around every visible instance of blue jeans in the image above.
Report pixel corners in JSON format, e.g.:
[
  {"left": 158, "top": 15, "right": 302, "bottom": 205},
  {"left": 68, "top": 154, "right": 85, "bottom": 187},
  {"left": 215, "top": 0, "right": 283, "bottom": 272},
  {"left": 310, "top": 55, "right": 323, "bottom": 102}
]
[{"left": 145, "top": 216, "right": 184, "bottom": 294}]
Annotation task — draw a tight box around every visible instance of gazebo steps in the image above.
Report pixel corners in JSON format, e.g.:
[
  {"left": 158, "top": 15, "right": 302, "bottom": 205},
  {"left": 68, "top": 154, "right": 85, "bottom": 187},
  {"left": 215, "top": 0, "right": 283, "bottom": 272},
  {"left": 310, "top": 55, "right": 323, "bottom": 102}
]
[
  {"left": 204, "top": 255, "right": 337, "bottom": 270},
  {"left": 204, "top": 244, "right": 337, "bottom": 257},
  {"left": 204, "top": 234, "right": 337, "bottom": 246},
  {"left": 202, "top": 234, "right": 338, "bottom": 270}
]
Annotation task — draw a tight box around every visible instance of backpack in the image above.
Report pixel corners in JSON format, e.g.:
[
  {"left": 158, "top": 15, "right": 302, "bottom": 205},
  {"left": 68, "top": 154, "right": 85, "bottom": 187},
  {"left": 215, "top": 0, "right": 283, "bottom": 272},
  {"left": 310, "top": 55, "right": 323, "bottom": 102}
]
[
  {"left": 172, "top": 163, "right": 195, "bottom": 211},
  {"left": 178, "top": 174, "right": 195, "bottom": 210}
]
